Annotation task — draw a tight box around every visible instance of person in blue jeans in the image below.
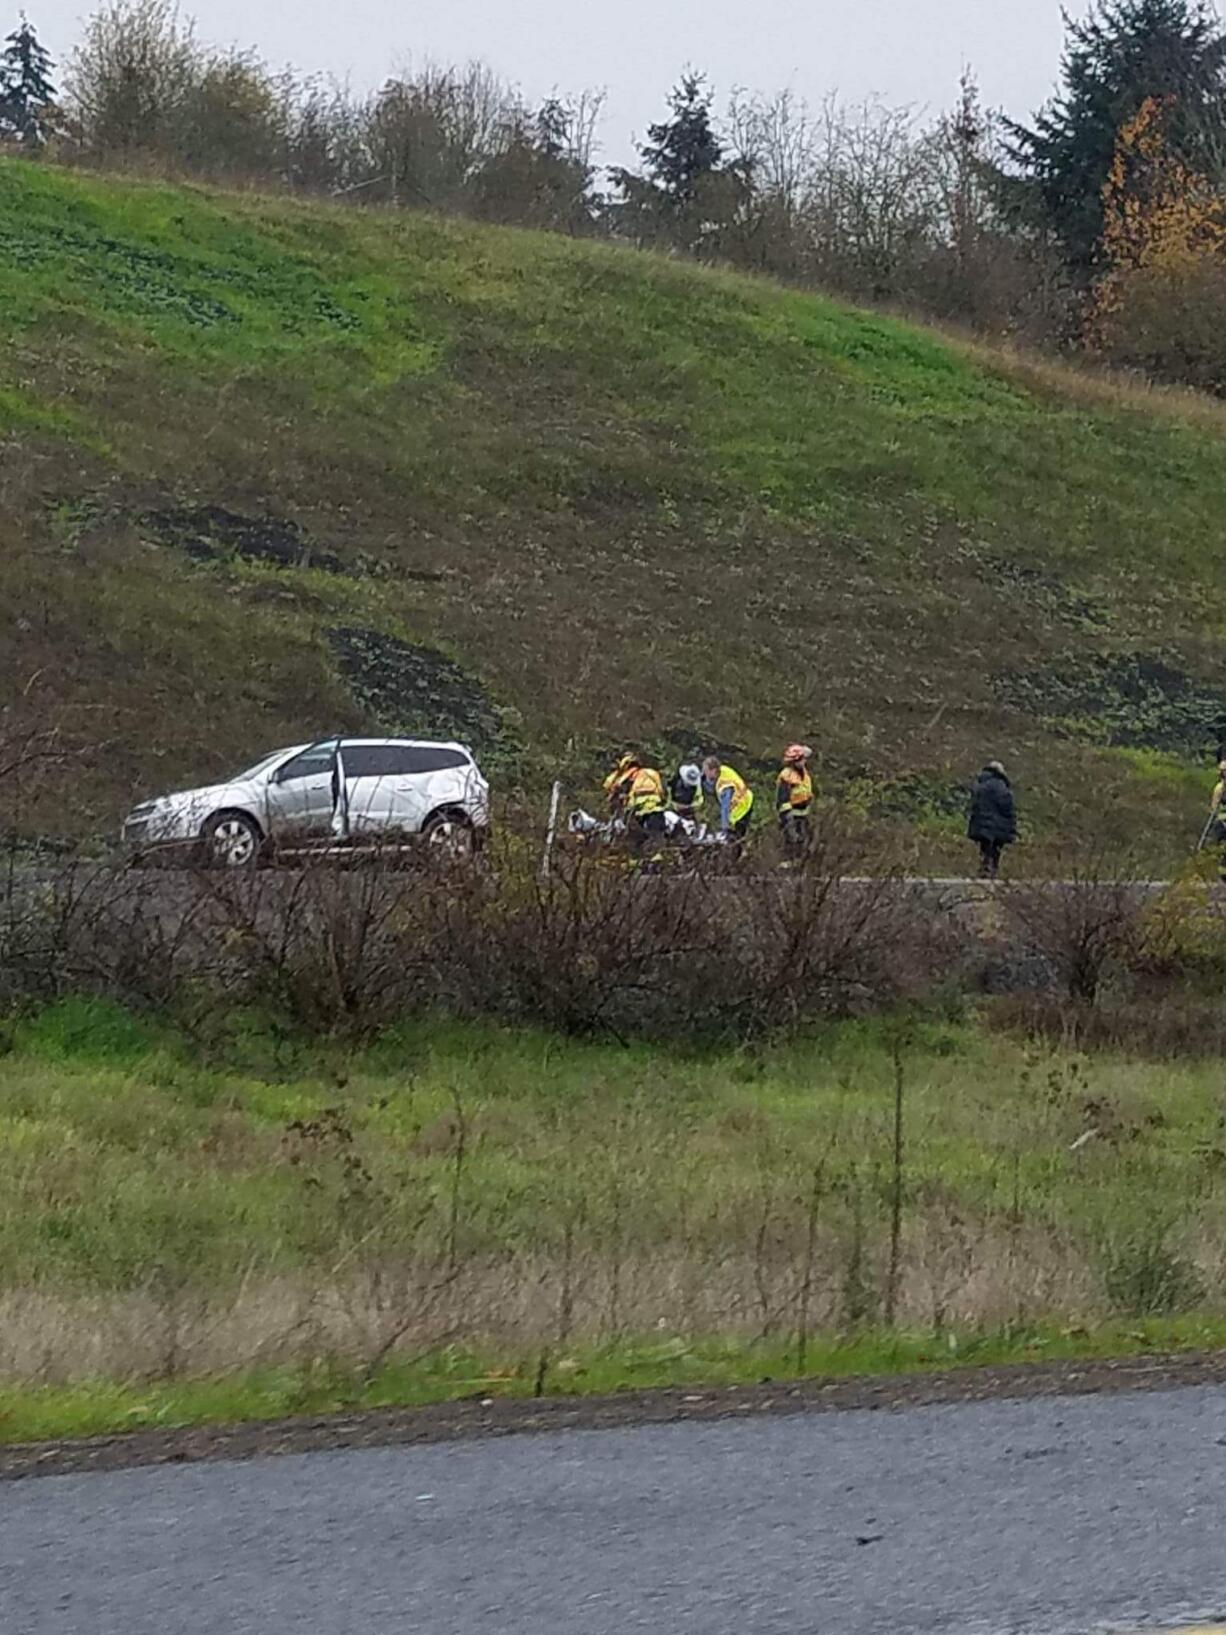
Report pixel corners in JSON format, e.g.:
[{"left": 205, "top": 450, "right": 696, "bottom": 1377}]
[{"left": 702, "top": 757, "right": 754, "bottom": 841}]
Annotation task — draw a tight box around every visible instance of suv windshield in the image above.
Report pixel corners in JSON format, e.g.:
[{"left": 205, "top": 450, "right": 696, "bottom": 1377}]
[{"left": 233, "top": 748, "right": 298, "bottom": 782}]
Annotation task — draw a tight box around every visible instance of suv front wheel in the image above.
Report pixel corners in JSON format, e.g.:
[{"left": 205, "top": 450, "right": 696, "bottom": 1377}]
[{"left": 202, "top": 810, "right": 263, "bottom": 868}]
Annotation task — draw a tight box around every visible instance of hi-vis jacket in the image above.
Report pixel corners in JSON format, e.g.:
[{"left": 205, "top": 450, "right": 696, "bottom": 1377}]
[
  {"left": 626, "top": 766, "right": 667, "bottom": 818},
  {"left": 776, "top": 765, "right": 813, "bottom": 815},
  {"left": 603, "top": 763, "right": 638, "bottom": 813},
  {"left": 711, "top": 764, "right": 753, "bottom": 829}
]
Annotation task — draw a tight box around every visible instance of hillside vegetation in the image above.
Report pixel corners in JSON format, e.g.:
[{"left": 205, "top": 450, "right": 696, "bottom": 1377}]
[
  {"left": 4, "top": 1000, "right": 1226, "bottom": 1441},
  {"left": 1, "top": 159, "right": 1224, "bottom": 854}
]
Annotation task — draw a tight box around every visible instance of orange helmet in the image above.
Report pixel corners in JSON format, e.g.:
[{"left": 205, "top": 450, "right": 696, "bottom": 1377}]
[
  {"left": 617, "top": 753, "right": 640, "bottom": 773},
  {"left": 783, "top": 743, "right": 812, "bottom": 765}
]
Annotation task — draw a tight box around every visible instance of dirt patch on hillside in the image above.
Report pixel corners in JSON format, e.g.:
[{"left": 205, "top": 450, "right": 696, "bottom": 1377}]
[
  {"left": 968, "top": 548, "right": 1109, "bottom": 631},
  {"left": 996, "top": 651, "right": 1226, "bottom": 754},
  {"left": 327, "top": 625, "right": 516, "bottom": 757},
  {"left": 143, "top": 506, "right": 361, "bottom": 575}
]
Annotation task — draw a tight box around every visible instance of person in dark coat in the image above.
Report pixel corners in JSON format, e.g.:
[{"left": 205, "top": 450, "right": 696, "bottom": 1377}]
[{"left": 967, "top": 760, "right": 1017, "bottom": 879}]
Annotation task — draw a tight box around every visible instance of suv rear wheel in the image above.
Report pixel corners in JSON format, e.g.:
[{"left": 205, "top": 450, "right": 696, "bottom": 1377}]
[{"left": 422, "top": 809, "right": 475, "bottom": 858}]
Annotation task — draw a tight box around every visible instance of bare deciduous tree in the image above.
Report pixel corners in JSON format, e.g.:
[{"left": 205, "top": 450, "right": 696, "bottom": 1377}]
[{"left": 65, "top": 0, "right": 199, "bottom": 159}]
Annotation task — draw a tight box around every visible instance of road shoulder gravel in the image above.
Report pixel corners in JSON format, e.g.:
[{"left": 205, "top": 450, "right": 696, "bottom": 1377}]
[{"left": 7, "top": 1348, "right": 1226, "bottom": 1481}]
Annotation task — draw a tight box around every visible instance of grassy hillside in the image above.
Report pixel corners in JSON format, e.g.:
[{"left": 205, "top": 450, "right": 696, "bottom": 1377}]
[{"left": 1, "top": 159, "right": 1224, "bottom": 855}]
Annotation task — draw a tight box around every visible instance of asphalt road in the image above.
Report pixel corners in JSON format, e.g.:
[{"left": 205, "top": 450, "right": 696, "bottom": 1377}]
[{"left": 5, "top": 1384, "right": 1226, "bottom": 1635}]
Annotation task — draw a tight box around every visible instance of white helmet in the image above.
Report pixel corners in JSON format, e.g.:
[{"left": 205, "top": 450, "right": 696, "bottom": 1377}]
[{"left": 679, "top": 763, "right": 702, "bottom": 789}]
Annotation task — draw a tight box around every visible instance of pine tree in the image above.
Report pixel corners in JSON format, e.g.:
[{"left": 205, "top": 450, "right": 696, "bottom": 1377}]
[
  {"left": 1004, "top": 0, "right": 1226, "bottom": 273},
  {"left": 0, "top": 15, "right": 56, "bottom": 145},
  {"left": 609, "top": 73, "right": 747, "bottom": 254},
  {"left": 639, "top": 73, "right": 724, "bottom": 205},
  {"left": 534, "top": 98, "right": 570, "bottom": 163}
]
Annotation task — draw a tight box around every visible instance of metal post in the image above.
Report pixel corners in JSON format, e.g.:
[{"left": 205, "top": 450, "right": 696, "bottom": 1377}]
[{"left": 541, "top": 781, "right": 562, "bottom": 880}]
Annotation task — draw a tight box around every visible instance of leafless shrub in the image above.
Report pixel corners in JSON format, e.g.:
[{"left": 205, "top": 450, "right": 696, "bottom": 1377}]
[
  {"left": 420, "top": 837, "right": 712, "bottom": 1038},
  {"left": 361, "top": 61, "right": 509, "bottom": 210},
  {"left": 998, "top": 845, "right": 1144, "bottom": 1004},
  {"left": 806, "top": 94, "right": 945, "bottom": 302},
  {"left": 722, "top": 89, "right": 942, "bottom": 297},
  {"left": 283, "top": 79, "right": 365, "bottom": 193},
  {"left": 423, "top": 813, "right": 958, "bottom": 1042},
  {"left": 0, "top": 682, "right": 130, "bottom": 1006},
  {"left": 0, "top": 860, "right": 230, "bottom": 1013},
  {"left": 192, "top": 855, "right": 440, "bottom": 1036},
  {"left": 722, "top": 78, "right": 1072, "bottom": 340},
  {"left": 0, "top": 674, "right": 79, "bottom": 840},
  {"left": 686, "top": 818, "right": 956, "bottom": 1037}
]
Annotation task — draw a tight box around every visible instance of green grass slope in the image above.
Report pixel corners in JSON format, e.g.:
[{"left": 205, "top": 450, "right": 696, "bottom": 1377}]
[{"left": 1, "top": 159, "right": 1224, "bottom": 854}]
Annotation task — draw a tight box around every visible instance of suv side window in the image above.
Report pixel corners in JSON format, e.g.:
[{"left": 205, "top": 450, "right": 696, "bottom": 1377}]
[
  {"left": 274, "top": 744, "right": 336, "bottom": 784},
  {"left": 340, "top": 743, "right": 470, "bottom": 777},
  {"left": 341, "top": 744, "right": 413, "bottom": 778},
  {"left": 404, "top": 747, "right": 470, "bottom": 774}
]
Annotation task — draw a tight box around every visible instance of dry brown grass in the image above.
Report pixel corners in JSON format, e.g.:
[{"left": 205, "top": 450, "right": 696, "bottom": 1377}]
[
  {"left": 0, "top": 1223, "right": 1109, "bottom": 1389},
  {"left": 934, "top": 319, "right": 1226, "bottom": 435}
]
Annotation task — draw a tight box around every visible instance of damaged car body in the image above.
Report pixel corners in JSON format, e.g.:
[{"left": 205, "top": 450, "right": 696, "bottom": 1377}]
[{"left": 122, "top": 738, "right": 490, "bottom": 866}]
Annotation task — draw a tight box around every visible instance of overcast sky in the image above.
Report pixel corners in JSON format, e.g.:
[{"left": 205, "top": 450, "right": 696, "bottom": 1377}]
[{"left": 29, "top": 0, "right": 1090, "bottom": 161}]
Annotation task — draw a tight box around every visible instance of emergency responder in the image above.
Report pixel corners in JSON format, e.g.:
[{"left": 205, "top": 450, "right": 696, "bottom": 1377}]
[
  {"left": 775, "top": 744, "right": 814, "bottom": 849},
  {"left": 625, "top": 761, "right": 668, "bottom": 855},
  {"left": 670, "top": 763, "right": 703, "bottom": 826},
  {"left": 602, "top": 753, "right": 640, "bottom": 819},
  {"left": 701, "top": 756, "right": 754, "bottom": 840}
]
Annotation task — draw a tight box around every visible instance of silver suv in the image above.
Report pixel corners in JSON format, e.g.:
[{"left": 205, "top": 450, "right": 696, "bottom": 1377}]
[{"left": 122, "top": 738, "right": 491, "bottom": 866}]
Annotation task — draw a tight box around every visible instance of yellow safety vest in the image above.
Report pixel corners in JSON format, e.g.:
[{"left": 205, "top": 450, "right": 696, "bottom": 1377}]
[
  {"left": 627, "top": 766, "right": 666, "bottom": 818},
  {"left": 716, "top": 765, "right": 753, "bottom": 826},
  {"left": 777, "top": 766, "right": 813, "bottom": 813},
  {"left": 604, "top": 764, "right": 638, "bottom": 812}
]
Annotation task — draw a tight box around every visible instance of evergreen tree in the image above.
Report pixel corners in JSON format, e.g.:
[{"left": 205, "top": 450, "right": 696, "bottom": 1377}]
[
  {"left": 609, "top": 73, "right": 747, "bottom": 253},
  {"left": 0, "top": 15, "right": 56, "bottom": 144},
  {"left": 1004, "top": 0, "right": 1226, "bottom": 273},
  {"left": 639, "top": 73, "right": 723, "bottom": 204},
  {"left": 534, "top": 97, "right": 571, "bottom": 163}
]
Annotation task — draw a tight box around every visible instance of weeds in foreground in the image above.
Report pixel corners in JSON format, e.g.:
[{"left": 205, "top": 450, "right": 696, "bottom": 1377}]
[{"left": 0, "top": 1005, "right": 1223, "bottom": 1416}]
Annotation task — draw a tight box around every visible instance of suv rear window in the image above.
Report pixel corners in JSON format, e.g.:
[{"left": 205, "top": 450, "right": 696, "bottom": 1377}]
[{"left": 341, "top": 744, "right": 470, "bottom": 777}]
